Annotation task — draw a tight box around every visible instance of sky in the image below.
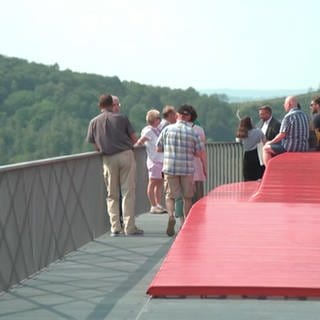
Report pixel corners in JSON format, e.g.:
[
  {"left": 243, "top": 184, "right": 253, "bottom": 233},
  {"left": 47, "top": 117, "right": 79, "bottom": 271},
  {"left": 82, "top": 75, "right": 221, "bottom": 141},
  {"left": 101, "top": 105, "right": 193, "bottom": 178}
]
[{"left": 1, "top": 0, "right": 319, "bottom": 92}]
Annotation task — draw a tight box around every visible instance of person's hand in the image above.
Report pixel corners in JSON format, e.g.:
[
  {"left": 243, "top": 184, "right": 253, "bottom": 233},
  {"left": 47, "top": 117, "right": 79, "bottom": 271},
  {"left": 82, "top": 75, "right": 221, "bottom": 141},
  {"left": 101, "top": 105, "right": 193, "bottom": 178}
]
[{"left": 202, "top": 165, "right": 207, "bottom": 178}]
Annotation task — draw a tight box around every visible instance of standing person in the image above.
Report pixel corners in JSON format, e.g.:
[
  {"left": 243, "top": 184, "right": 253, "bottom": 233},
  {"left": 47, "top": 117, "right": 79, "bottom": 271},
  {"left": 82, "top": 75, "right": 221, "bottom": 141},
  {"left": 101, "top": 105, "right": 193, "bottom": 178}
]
[
  {"left": 189, "top": 107, "right": 207, "bottom": 202},
  {"left": 111, "top": 95, "right": 124, "bottom": 226},
  {"left": 112, "top": 95, "right": 121, "bottom": 113},
  {"left": 86, "top": 94, "right": 143, "bottom": 236},
  {"left": 135, "top": 109, "right": 166, "bottom": 214},
  {"left": 236, "top": 117, "right": 266, "bottom": 181},
  {"left": 257, "top": 105, "right": 281, "bottom": 141},
  {"left": 256, "top": 105, "right": 281, "bottom": 176},
  {"left": 263, "top": 96, "right": 309, "bottom": 165},
  {"left": 309, "top": 96, "right": 320, "bottom": 150},
  {"left": 159, "top": 105, "right": 177, "bottom": 130},
  {"left": 157, "top": 104, "right": 205, "bottom": 237}
]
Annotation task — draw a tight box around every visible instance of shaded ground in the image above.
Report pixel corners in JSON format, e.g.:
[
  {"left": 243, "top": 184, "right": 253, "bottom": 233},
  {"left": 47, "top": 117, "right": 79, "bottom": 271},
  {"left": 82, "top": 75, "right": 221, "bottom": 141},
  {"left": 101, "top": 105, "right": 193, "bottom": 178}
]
[{"left": 1, "top": 213, "right": 320, "bottom": 320}]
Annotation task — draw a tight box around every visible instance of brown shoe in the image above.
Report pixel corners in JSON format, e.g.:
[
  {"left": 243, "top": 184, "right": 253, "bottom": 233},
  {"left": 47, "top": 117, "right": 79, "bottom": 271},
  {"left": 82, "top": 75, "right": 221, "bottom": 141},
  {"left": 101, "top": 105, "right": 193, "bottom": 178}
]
[{"left": 166, "top": 216, "right": 176, "bottom": 237}]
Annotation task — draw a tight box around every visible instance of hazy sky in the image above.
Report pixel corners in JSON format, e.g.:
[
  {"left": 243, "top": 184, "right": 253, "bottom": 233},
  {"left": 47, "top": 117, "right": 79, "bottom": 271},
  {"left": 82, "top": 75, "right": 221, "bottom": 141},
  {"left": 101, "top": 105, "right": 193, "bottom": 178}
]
[{"left": 1, "top": 0, "right": 319, "bottom": 91}]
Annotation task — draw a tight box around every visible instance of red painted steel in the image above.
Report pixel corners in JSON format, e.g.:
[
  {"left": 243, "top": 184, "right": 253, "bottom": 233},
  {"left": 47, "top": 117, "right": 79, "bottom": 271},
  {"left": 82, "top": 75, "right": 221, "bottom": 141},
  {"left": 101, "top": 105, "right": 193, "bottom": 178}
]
[
  {"left": 251, "top": 153, "right": 320, "bottom": 203},
  {"left": 147, "top": 152, "right": 320, "bottom": 298}
]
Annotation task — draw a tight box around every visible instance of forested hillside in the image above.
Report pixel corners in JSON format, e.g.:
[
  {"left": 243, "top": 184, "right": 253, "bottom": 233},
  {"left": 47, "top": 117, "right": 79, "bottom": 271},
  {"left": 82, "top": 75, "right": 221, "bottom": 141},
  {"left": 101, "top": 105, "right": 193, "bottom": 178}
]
[{"left": 0, "top": 54, "right": 318, "bottom": 165}]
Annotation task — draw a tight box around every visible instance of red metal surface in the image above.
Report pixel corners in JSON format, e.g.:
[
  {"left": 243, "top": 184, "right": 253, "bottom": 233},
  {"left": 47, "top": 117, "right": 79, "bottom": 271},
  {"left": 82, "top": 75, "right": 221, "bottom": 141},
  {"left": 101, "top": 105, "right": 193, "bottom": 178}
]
[
  {"left": 147, "top": 152, "right": 320, "bottom": 298},
  {"left": 251, "top": 152, "right": 320, "bottom": 203}
]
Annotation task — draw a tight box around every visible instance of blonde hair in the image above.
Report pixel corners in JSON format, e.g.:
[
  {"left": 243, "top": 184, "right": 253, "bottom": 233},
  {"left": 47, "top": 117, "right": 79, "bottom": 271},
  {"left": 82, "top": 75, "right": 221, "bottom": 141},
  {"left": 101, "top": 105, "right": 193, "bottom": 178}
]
[{"left": 146, "top": 109, "right": 161, "bottom": 125}]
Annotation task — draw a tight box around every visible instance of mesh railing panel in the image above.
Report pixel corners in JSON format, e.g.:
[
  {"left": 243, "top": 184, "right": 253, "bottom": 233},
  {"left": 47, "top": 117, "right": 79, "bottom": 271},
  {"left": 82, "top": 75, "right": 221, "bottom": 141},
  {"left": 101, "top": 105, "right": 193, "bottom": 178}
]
[
  {"left": 0, "top": 153, "right": 107, "bottom": 291},
  {"left": 0, "top": 143, "right": 242, "bottom": 292},
  {"left": 204, "top": 142, "right": 243, "bottom": 194}
]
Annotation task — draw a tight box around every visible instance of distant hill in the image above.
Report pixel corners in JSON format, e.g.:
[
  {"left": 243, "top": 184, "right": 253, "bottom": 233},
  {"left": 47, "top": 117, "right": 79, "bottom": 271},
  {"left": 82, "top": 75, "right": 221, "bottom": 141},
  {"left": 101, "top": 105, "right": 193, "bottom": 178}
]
[
  {"left": 198, "top": 88, "right": 311, "bottom": 102},
  {"left": 0, "top": 54, "right": 319, "bottom": 165},
  {"left": 0, "top": 54, "right": 236, "bottom": 164}
]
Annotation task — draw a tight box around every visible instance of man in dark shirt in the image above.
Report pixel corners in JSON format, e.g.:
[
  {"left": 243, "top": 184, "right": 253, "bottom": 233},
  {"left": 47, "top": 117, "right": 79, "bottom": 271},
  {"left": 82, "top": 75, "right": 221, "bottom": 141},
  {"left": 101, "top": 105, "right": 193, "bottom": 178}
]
[
  {"left": 257, "top": 105, "right": 281, "bottom": 176},
  {"left": 257, "top": 105, "right": 281, "bottom": 141},
  {"left": 310, "top": 96, "right": 320, "bottom": 150},
  {"left": 87, "top": 94, "right": 143, "bottom": 236}
]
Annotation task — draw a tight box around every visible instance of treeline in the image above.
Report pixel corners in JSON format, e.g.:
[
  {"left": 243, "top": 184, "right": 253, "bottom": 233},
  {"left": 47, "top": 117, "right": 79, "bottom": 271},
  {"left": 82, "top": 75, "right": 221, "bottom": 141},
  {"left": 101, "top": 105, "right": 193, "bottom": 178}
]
[{"left": 0, "top": 54, "right": 317, "bottom": 165}]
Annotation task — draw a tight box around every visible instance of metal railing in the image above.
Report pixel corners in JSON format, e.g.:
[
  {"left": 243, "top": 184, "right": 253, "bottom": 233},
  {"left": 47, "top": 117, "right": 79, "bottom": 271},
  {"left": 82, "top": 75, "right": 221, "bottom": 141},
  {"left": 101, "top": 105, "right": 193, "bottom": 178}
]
[
  {"left": 205, "top": 142, "right": 243, "bottom": 193},
  {"left": 0, "top": 142, "right": 242, "bottom": 292}
]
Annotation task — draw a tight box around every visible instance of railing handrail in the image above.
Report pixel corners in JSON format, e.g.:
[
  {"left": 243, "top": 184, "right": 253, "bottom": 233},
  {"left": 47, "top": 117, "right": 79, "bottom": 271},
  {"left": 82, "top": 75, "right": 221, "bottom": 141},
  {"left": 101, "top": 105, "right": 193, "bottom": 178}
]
[{"left": 0, "top": 152, "right": 99, "bottom": 172}]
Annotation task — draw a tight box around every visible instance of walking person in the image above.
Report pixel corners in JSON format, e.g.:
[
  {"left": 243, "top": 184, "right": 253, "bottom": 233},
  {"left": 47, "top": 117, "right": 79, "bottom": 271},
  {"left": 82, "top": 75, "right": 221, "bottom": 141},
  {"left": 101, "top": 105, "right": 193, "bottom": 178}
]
[
  {"left": 157, "top": 104, "right": 205, "bottom": 236},
  {"left": 86, "top": 94, "right": 143, "bottom": 236},
  {"left": 174, "top": 105, "right": 207, "bottom": 227}
]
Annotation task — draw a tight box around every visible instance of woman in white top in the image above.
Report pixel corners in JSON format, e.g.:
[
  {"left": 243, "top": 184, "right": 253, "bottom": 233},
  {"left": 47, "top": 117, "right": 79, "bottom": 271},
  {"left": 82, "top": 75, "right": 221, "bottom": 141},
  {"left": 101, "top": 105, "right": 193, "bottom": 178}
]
[{"left": 136, "top": 109, "right": 166, "bottom": 213}]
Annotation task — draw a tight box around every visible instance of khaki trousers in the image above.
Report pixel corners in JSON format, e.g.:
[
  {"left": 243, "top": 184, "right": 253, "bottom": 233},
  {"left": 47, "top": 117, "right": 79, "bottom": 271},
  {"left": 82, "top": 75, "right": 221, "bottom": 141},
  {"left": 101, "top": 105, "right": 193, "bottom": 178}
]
[{"left": 102, "top": 150, "right": 137, "bottom": 234}]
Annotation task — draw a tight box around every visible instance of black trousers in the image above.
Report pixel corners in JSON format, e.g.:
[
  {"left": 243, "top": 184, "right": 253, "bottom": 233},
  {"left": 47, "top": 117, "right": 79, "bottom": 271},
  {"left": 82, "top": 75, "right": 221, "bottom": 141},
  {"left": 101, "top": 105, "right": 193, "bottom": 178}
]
[{"left": 243, "top": 149, "right": 263, "bottom": 181}]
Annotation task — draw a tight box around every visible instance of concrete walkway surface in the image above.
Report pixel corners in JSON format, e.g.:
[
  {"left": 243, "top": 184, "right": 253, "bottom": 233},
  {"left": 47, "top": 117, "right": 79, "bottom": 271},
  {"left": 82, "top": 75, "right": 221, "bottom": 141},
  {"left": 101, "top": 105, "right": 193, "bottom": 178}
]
[{"left": 1, "top": 213, "right": 320, "bottom": 320}]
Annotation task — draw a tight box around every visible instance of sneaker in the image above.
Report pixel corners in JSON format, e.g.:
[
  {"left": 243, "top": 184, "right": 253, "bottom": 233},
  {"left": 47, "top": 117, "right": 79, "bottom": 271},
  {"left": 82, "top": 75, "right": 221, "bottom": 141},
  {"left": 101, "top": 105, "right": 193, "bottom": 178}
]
[
  {"left": 150, "top": 206, "right": 166, "bottom": 214},
  {"left": 166, "top": 216, "right": 176, "bottom": 237},
  {"left": 156, "top": 205, "right": 168, "bottom": 213},
  {"left": 125, "top": 227, "right": 144, "bottom": 236},
  {"left": 110, "top": 231, "right": 121, "bottom": 237}
]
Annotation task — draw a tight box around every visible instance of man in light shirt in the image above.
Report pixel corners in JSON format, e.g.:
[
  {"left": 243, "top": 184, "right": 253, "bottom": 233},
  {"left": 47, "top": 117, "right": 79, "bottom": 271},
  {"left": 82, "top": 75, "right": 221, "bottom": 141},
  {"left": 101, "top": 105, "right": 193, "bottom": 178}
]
[{"left": 263, "top": 96, "right": 309, "bottom": 165}]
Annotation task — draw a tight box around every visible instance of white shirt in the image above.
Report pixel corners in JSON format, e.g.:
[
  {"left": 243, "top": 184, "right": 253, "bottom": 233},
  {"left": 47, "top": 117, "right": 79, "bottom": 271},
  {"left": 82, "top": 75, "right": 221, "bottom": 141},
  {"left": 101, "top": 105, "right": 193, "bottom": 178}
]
[
  {"left": 140, "top": 125, "right": 163, "bottom": 168},
  {"left": 261, "top": 116, "right": 272, "bottom": 135}
]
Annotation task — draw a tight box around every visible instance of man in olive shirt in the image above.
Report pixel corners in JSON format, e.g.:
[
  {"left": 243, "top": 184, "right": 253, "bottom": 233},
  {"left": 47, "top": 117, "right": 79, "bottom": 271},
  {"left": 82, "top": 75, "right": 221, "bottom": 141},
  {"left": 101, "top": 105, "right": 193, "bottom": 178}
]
[{"left": 87, "top": 94, "right": 143, "bottom": 236}]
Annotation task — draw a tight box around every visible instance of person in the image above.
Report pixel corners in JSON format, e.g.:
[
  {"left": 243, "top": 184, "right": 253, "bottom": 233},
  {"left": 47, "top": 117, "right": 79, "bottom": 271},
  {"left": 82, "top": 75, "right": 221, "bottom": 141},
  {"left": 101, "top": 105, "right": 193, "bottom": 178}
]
[
  {"left": 112, "top": 95, "right": 121, "bottom": 113},
  {"left": 256, "top": 105, "right": 281, "bottom": 175},
  {"left": 174, "top": 105, "right": 207, "bottom": 226},
  {"left": 189, "top": 107, "right": 207, "bottom": 202},
  {"left": 257, "top": 105, "right": 281, "bottom": 141},
  {"left": 263, "top": 96, "right": 309, "bottom": 165},
  {"left": 156, "top": 104, "right": 205, "bottom": 237},
  {"left": 236, "top": 116, "right": 266, "bottom": 181},
  {"left": 309, "top": 96, "right": 320, "bottom": 150},
  {"left": 111, "top": 95, "right": 124, "bottom": 226},
  {"left": 135, "top": 109, "right": 167, "bottom": 214},
  {"left": 159, "top": 105, "right": 177, "bottom": 130},
  {"left": 86, "top": 94, "right": 143, "bottom": 236}
]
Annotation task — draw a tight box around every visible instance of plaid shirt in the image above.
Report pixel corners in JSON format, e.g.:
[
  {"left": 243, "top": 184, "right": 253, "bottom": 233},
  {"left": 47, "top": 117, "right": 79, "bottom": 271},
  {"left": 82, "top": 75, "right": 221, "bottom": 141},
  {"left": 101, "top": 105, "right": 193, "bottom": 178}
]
[
  {"left": 156, "top": 120, "right": 204, "bottom": 175},
  {"left": 280, "top": 108, "right": 309, "bottom": 151}
]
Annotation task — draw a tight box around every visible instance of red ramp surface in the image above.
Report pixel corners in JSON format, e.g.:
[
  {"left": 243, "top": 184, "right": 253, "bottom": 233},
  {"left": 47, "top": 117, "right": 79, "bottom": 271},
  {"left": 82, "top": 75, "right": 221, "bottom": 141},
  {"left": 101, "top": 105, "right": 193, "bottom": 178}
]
[{"left": 147, "top": 153, "right": 320, "bottom": 298}]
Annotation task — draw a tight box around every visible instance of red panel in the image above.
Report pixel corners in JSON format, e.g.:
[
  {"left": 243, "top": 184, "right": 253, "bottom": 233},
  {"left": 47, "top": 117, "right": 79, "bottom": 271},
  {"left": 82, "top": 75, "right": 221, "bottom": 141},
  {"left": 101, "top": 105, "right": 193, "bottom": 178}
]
[
  {"left": 147, "top": 153, "right": 320, "bottom": 298},
  {"left": 251, "top": 152, "right": 320, "bottom": 203}
]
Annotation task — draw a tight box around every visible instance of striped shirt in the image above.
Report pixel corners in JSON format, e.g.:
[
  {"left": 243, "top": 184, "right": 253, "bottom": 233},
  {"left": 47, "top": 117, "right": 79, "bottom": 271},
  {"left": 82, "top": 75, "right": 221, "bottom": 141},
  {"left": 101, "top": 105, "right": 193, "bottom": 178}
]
[
  {"left": 156, "top": 120, "right": 204, "bottom": 176},
  {"left": 280, "top": 108, "right": 309, "bottom": 151}
]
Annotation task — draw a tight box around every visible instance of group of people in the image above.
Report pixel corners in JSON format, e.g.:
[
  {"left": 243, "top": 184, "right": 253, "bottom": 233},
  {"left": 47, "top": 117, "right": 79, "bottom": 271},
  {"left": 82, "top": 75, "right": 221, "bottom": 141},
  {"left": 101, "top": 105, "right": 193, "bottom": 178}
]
[
  {"left": 236, "top": 95, "right": 320, "bottom": 181},
  {"left": 86, "top": 93, "right": 320, "bottom": 238},
  {"left": 87, "top": 94, "right": 207, "bottom": 238}
]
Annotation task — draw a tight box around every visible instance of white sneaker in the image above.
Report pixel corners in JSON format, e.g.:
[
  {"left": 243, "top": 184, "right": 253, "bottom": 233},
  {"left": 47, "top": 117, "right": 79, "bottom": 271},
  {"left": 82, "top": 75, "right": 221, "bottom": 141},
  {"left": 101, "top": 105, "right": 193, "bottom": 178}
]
[
  {"left": 150, "top": 206, "right": 166, "bottom": 214},
  {"left": 156, "top": 205, "right": 167, "bottom": 212}
]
